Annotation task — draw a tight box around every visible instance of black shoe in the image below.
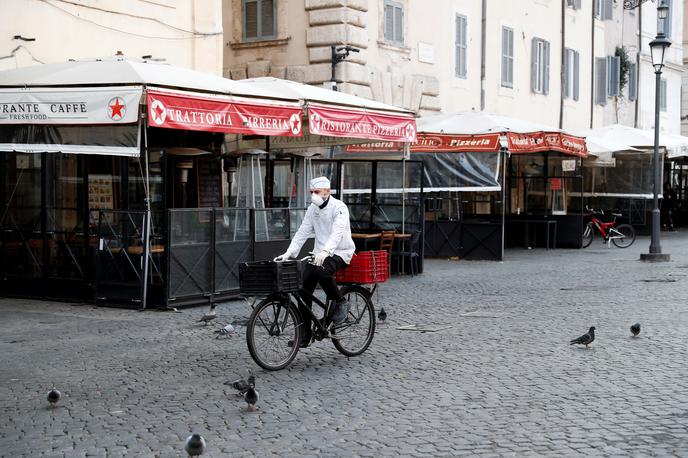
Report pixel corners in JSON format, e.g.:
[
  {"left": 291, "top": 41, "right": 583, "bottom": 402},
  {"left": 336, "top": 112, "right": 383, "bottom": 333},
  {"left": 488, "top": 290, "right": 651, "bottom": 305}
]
[
  {"left": 330, "top": 298, "right": 350, "bottom": 324},
  {"left": 288, "top": 332, "right": 312, "bottom": 348}
]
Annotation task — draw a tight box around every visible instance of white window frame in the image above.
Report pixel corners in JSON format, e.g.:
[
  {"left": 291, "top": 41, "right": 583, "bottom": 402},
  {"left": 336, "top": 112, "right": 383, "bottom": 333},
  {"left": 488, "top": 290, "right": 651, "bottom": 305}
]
[
  {"left": 501, "top": 26, "right": 514, "bottom": 88},
  {"left": 531, "top": 38, "right": 549, "bottom": 95},
  {"left": 384, "top": 0, "right": 405, "bottom": 46},
  {"left": 564, "top": 48, "right": 580, "bottom": 101},
  {"left": 607, "top": 55, "right": 620, "bottom": 97},
  {"left": 242, "top": 0, "right": 276, "bottom": 41},
  {"left": 455, "top": 14, "right": 468, "bottom": 79}
]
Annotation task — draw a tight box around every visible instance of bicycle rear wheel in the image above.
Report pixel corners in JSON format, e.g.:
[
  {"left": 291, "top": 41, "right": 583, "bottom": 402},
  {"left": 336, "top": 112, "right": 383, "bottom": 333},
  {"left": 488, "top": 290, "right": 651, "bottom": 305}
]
[
  {"left": 611, "top": 224, "right": 636, "bottom": 248},
  {"left": 582, "top": 223, "right": 594, "bottom": 248},
  {"left": 246, "top": 294, "right": 302, "bottom": 371},
  {"left": 332, "top": 285, "right": 375, "bottom": 357}
]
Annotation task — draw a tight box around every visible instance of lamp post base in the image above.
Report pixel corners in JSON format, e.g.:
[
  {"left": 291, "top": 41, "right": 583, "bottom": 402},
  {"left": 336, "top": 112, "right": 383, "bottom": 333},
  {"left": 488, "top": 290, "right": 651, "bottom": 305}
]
[{"left": 640, "top": 252, "right": 671, "bottom": 262}]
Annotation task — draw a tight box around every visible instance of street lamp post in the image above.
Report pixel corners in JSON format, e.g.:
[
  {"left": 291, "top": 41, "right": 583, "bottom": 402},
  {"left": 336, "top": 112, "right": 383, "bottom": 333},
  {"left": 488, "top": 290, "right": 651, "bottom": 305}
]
[{"left": 641, "top": 0, "right": 671, "bottom": 262}]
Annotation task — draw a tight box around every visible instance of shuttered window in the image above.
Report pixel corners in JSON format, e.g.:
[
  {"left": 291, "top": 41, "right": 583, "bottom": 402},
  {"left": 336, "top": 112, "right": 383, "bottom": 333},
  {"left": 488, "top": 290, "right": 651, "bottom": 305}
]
[
  {"left": 455, "top": 15, "right": 468, "bottom": 79},
  {"left": 660, "top": 78, "right": 667, "bottom": 111},
  {"left": 662, "top": 0, "right": 672, "bottom": 37},
  {"left": 563, "top": 48, "right": 580, "bottom": 101},
  {"left": 567, "top": 0, "right": 582, "bottom": 9},
  {"left": 531, "top": 38, "right": 550, "bottom": 94},
  {"left": 243, "top": 0, "right": 275, "bottom": 41},
  {"left": 628, "top": 62, "right": 638, "bottom": 101},
  {"left": 384, "top": 0, "right": 404, "bottom": 45},
  {"left": 501, "top": 26, "right": 513, "bottom": 87},
  {"left": 595, "top": 57, "right": 607, "bottom": 105},
  {"left": 607, "top": 55, "right": 621, "bottom": 97},
  {"left": 594, "top": 0, "right": 612, "bottom": 20}
]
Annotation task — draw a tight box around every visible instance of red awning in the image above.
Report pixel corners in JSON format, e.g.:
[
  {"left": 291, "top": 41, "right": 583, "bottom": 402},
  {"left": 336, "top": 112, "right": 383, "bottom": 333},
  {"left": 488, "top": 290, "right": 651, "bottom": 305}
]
[
  {"left": 307, "top": 103, "right": 417, "bottom": 143},
  {"left": 346, "top": 132, "right": 587, "bottom": 157},
  {"left": 146, "top": 89, "right": 303, "bottom": 136}
]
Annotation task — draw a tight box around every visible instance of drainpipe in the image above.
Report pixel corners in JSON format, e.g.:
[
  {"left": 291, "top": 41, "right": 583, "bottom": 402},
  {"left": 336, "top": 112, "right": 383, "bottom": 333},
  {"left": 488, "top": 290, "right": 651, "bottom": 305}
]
[
  {"left": 559, "top": 0, "right": 566, "bottom": 129},
  {"left": 480, "top": 0, "right": 486, "bottom": 110},
  {"left": 589, "top": 3, "right": 595, "bottom": 128},
  {"left": 634, "top": 4, "right": 641, "bottom": 128}
]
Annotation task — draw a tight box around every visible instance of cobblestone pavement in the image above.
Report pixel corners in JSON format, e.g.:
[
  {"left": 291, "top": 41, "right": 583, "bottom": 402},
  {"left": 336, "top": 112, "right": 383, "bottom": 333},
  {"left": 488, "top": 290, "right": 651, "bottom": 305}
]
[{"left": 1, "top": 233, "right": 688, "bottom": 457}]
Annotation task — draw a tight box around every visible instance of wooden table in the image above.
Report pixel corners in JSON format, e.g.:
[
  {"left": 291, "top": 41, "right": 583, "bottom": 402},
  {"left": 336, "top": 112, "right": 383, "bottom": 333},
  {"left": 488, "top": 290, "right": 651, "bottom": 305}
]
[{"left": 351, "top": 232, "right": 382, "bottom": 251}]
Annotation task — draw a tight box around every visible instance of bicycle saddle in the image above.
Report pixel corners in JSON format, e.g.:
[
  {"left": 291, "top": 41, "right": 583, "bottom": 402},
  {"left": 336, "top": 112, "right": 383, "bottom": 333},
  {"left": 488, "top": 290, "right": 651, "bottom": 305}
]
[{"left": 611, "top": 212, "right": 622, "bottom": 217}]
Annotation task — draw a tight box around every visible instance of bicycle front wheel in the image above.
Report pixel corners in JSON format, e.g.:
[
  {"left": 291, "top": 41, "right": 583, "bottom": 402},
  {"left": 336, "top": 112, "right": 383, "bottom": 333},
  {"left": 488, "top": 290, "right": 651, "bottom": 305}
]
[
  {"left": 332, "top": 285, "right": 376, "bottom": 357},
  {"left": 582, "top": 223, "right": 594, "bottom": 248},
  {"left": 611, "top": 224, "right": 636, "bottom": 248},
  {"left": 246, "top": 294, "right": 302, "bottom": 371}
]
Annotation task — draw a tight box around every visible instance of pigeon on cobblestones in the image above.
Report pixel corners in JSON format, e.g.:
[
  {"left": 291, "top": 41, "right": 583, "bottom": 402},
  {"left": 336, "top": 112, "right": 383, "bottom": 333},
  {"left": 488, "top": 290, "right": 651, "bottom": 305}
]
[
  {"left": 47, "top": 388, "right": 61, "bottom": 407},
  {"left": 214, "top": 324, "right": 235, "bottom": 338},
  {"left": 198, "top": 307, "right": 217, "bottom": 325},
  {"left": 225, "top": 374, "right": 255, "bottom": 395},
  {"left": 378, "top": 307, "right": 387, "bottom": 323},
  {"left": 244, "top": 384, "right": 259, "bottom": 412},
  {"left": 631, "top": 322, "right": 641, "bottom": 337},
  {"left": 570, "top": 326, "right": 595, "bottom": 348},
  {"left": 184, "top": 433, "right": 206, "bottom": 456}
]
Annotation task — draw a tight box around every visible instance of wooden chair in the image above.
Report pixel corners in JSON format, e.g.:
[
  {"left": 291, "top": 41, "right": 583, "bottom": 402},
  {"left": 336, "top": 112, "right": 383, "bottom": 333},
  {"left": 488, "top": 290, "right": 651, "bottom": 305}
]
[{"left": 379, "top": 230, "right": 395, "bottom": 275}]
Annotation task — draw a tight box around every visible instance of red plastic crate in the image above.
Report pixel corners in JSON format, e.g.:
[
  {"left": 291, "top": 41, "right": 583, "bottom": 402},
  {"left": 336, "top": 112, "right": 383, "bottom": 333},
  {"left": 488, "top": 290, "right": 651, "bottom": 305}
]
[{"left": 336, "top": 250, "right": 389, "bottom": 284}]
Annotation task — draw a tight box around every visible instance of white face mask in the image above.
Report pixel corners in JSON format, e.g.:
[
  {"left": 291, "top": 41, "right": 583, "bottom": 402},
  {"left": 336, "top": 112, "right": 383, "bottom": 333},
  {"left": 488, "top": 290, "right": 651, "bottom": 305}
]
[{"left": 311, "top": 193, "right": 325, "bottom": 206}]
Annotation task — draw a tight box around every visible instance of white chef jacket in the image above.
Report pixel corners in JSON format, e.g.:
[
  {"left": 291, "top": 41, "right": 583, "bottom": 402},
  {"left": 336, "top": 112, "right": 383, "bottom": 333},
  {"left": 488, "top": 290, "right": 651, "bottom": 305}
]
[{"left": 286, "top": 196, "right": 356, "bottom": 264}]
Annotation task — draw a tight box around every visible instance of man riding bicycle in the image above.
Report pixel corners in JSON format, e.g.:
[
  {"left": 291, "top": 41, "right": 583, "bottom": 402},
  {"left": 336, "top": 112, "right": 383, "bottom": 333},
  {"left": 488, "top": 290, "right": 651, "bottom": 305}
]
[{"left": 274, "top": 176, "right": 356, "bottom": 347}]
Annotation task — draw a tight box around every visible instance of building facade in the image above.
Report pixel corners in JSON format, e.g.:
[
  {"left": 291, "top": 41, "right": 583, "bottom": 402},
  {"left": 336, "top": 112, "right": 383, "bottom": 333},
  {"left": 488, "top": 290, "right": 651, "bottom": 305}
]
[
  {"left": 223, "top": 0, "right": 683, "bottom": 133},
  {"left": 0, "top": 0, "right": 224, "bottom": 74}
]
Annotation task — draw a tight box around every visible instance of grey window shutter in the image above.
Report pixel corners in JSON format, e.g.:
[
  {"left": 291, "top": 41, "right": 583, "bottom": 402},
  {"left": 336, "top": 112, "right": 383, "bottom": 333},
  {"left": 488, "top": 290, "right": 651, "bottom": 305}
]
[
  {"left": 660, "top": 78, "right": 667, "bottom": 111},
  {"left": 595, "top": 57, "right": 607, "bottom": 105},
  {"left": 613, "top": 56, "right": 620, "bottom": 96},
  {"left": 244, "top": 0, "right": 258, "bottom": 39},
  {"left": 384, "top": 4, "right": 394, "bottom": 41},
  {"left": 563, "top": 49, "right": 570, "bottom": 98},
  {"left": 594, "top": 0, "right": 600, "bottom": 18},
  {"left": 628, "top": 62, "right": 637, "bottom": 101},
  {"left": 604, "top": 0, "right": 613, "bottom": 20},
  {"left": 395, "top": 6, "right": 404, "bottom": 43},
  {"left": 261, "top": 0, "right": 275, "bottom": 37},
  {"left": 573, "top": 51, "right": 580, "bottom": 101},
  {"left": 543, "top": 41, "right": 550, "bottom": 95},
  {"left": 665, "top": 0, "right": 672, "bottom": 37},
  {"left": 575, "top": 0, "right": 582, "bottom": 8},
  {"left": 531, "top": 38, "right": 538, "bottom": 93}
]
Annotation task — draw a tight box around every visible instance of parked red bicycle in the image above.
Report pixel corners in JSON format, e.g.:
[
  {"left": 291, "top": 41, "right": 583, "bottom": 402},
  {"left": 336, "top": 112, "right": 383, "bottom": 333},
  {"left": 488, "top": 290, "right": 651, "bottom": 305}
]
[{"left": 582, "top": 207, "right": 636, "bottom": 248}]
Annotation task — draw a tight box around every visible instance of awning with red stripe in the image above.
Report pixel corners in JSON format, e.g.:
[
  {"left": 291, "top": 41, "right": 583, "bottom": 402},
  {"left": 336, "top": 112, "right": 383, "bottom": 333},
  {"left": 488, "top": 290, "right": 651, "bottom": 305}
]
[
  {"left": 146, "top": 89, "right": 304, "bottom": 136},
  {"left": 346, "top": 131, "right": 587, "bottom": 157}
]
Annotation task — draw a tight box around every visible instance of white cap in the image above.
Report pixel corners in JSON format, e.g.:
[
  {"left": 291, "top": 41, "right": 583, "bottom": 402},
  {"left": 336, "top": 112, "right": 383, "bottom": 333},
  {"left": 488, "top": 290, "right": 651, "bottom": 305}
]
[{"left": 309, "top": 176, "right": 331, "bottom": 189}]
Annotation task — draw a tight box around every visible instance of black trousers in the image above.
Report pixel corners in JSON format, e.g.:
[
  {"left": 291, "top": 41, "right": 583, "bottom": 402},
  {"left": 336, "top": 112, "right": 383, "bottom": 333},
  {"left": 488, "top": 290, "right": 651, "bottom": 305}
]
[{"left": 299, "top": 255, "right": 347, "bottom": 329}]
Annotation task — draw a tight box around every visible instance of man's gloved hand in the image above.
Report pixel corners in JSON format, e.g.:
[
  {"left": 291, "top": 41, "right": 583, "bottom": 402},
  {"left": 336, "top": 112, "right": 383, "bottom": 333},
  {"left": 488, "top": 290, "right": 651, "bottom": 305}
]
[
  {"left": 313, "top": 250, "right": 329, "bottom": 267},
  {"left": 274, "top": 251, "right": 292, "bottom": 262}
]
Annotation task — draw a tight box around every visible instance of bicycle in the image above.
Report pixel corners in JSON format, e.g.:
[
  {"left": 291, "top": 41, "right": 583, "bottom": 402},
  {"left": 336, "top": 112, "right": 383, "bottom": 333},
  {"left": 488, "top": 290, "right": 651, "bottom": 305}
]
[
  {"left": 242, "top": 255, "right": 377, "bottom": 371},
  {"left": 582, "top": 207, "right": 636, "bottom": 249}
]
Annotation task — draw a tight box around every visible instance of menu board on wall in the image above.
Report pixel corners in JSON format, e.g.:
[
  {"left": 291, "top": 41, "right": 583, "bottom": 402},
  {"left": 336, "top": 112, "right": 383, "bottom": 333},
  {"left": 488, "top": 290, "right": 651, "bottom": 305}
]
[
  {"left": 88, "top": 174, "right": 115, "bottom": 224},
  {"left": 196, "top": 159, "right": 223, "bottom": 208}
]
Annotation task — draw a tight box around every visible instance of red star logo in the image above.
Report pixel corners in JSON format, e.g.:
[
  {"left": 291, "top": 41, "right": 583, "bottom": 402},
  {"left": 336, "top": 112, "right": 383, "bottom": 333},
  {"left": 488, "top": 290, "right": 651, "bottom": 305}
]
[
  {"left": 289, "top": 113, "right": 302, "bottom": 135},
  {"left": 149, "top": 99, "right": 167, "bottom": 125},
  {"left": 108, "top": 97, "right": 126, "bottom": 120}
]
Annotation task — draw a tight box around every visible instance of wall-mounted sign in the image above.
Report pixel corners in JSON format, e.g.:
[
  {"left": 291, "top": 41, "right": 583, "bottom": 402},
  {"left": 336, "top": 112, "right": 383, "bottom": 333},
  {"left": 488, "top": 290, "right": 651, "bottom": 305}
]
[
  {"left": 418, "top": 42, "right": 435, "bottom": 64},
  {"left": 562, "top": 159, "right": 577, "bottom": 172}
]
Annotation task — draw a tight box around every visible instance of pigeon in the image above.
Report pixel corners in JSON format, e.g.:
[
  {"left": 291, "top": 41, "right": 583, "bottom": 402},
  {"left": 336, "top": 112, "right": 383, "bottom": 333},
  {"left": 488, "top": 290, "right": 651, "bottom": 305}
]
[
  {"left": 244, "top": 385, "right": 259, "bottom": 412},
  {"left": 47, "top": 388, "right": 61, "bottom": 407},
  {"left": 225, "top": 374, "right": 255, "bottom": 395},
  {"left": 198, "top": 308, "right": 217, "bottom": 325},
  {"left": 214, "top": 324, "right": 235, "bottom": 339},
  {"left": 184, "top": 433, "right": 206, "bottom": 457},
  {"left": 378, "top": 307, "right": 387, "bottom": 323},
  {"left": 570, "top": 326, "right": 596, "bottom": 348},
  {"left": 631, "top": 322, "right": 641, "bottom": 337}
]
